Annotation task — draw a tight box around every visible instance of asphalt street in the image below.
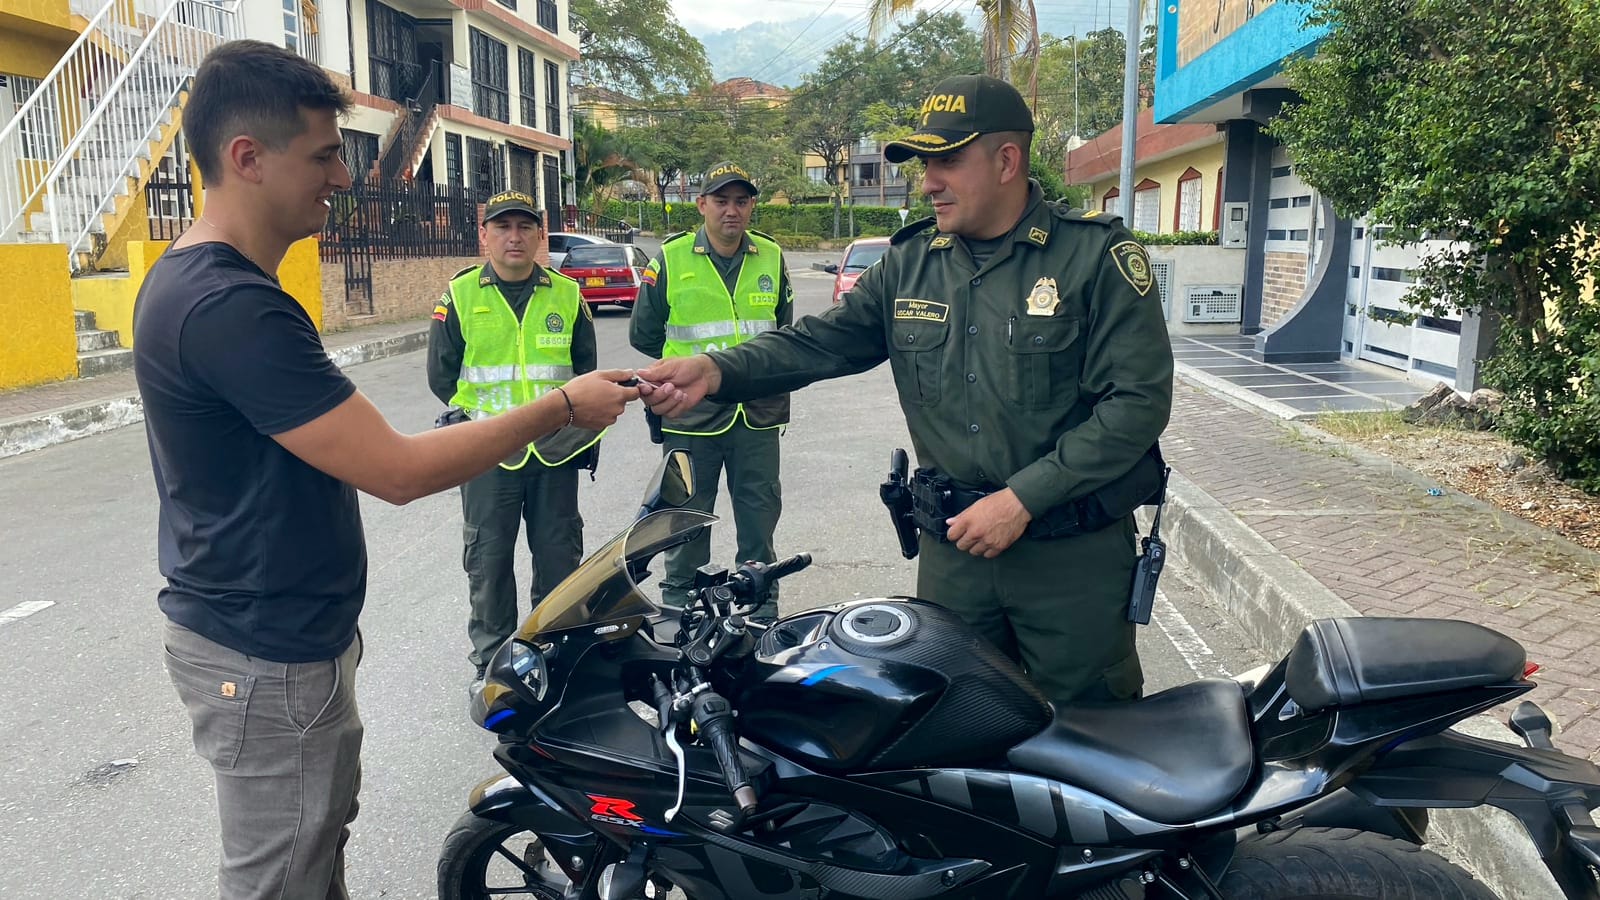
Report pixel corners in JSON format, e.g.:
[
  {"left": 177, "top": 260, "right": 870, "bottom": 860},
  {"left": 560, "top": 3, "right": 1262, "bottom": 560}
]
[{"left": 0, "top": 256, "right": 1270, "bottom": 898}]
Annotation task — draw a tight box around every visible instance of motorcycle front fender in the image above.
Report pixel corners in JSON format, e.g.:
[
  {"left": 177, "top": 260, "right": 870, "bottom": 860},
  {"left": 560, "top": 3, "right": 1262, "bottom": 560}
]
[{"left": 469, "top": 771, "right": 586, "bottom": 830}]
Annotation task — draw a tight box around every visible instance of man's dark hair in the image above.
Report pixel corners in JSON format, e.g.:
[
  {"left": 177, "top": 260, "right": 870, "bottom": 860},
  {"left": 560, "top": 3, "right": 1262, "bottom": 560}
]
[{"left": 184, "top": 40, "right": 351, "bottom": 182}]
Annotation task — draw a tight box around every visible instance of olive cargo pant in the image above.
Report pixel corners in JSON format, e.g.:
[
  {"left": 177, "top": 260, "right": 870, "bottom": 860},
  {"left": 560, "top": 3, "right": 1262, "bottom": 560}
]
[
  {"left": 461, "top": 462, "right": 583, "bottom": 668},
  {"left": 917, "top": 516, "right": 1143, "bottom": 705},
  {"left": 659, "top": 426, "right": 782, "bottom": 619}
]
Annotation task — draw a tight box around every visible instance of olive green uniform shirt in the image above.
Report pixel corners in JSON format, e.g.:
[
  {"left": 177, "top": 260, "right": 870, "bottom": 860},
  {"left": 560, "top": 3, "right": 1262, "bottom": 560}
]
[{"left": 708, "top": 184, "right": 1173, "bottom": 519}]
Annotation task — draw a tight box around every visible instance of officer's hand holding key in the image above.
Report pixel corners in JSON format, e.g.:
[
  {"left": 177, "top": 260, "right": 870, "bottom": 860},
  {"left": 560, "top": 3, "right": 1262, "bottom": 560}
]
[{"left": 558, "top": 369, "right": 641, "bottom": 430}]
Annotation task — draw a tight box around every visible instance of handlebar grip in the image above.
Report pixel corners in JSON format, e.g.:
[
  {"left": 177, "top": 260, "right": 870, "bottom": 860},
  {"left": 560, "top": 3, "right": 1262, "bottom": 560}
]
[
  {"left": 693, "top": 692, "right": 757, "bottom": 815},
  {"left": 765, "top": 553, "right": 812, "bottom": 582}
]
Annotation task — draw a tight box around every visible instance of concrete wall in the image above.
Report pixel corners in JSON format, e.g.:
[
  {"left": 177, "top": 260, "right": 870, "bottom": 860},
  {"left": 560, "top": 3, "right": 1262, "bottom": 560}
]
[
  {"left": 320, "top": 254, "right": 481, "bottom": 331},
  {"left": 0, "top": 244, "right": 75, "bottom": 390},
  {"left": 1150, "top": 244, "right": 1247, "bottom": 334},
  {"left": 0, "top": 1, "right": 74, "bottom": 77}
]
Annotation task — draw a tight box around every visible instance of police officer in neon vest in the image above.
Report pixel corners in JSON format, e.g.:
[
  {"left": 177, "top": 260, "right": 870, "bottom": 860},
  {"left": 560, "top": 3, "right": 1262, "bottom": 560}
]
[
  {"left": 630, "top": 162, "right": 794, "bottom": 621},
  {"left": 427, "top": 190, "right": 603, "bottom": 690}
]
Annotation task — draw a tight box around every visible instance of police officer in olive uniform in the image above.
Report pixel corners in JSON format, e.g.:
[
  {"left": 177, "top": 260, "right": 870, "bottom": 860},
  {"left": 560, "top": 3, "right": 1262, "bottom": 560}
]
[
  {"left": 630, "top": 162, "right": 795, "bottom": 620},
  {"left": 640, "top": 78, "right": 1173, "bottom": 705},
  {"left": 428, "top": 190, "right": 603, "bottom": 689}
]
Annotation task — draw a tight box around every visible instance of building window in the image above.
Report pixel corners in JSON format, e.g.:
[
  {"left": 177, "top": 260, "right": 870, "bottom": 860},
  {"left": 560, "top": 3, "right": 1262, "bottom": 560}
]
[
  {"left": 470, "top": 28, "right": 509, "bottom": 123},
  {"left": 856, "top": 162, "right": 879, "bottom": 186},
  {"left": 445, "top": 133, "right": 463, "bottom": 188},
  {"left": 341, "top": 129, "right": 379, "bottom": 182},
  {"left": 368, "top": 1, "right": 419, "bottom": 102},
  {"left": 805, "top": 166, "right": 827, "bottom": 184},
  {"left": 518, "top": 49, "right": 538, "bottom": 130},
  {"left": 1101, "top": 186, "right": 1119, "bottom": 213},
  {"left": 467, "top": 137, "right": 505, "bottom": 194},
  {"left": 285, "top": 0, "right": 321, "bottom": 63},
  {"left": 544, "top": 60, "right": 561, "bottom": 136},
  {"left": 536, "top": 0, "right": 558, "bottom": 33},
  {"left": 1133, "top": 178, "right": 1160, "bottom": 233},
  {"left": 496, "top": 0, "right": 517, "bottom": 8},
  {"left": 1176, "top": 167, "right": 1203, "bottom": 232},
  {"left": 5, "top": 74, "right": 63, "bottom": 160}
]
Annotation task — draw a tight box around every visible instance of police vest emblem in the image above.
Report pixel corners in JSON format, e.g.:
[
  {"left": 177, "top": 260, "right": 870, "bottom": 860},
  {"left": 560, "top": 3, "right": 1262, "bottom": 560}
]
[
  {"left": 1025, "top": 276, "right": 1060, "bottom": 317},
  {"left": 758, "top": 274, "right": 774, "bottom": 293},
  {"left": 546, "top": 313, "right": 564, "bottom": 333}
]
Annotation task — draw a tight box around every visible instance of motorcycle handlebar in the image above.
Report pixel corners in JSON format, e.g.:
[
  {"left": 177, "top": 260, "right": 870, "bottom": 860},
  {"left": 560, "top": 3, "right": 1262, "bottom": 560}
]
[
  {"left": 764, "top": 553, "right": 812, "bottom": 582},
  {"left": 692, "top": 691, "right": 758, "bottom": 816}
]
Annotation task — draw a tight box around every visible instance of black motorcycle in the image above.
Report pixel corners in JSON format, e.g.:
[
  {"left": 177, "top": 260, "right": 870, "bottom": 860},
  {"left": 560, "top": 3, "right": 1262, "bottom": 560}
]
[{"left": 438, "top": 451, "right": 1600, "bottom": 899}]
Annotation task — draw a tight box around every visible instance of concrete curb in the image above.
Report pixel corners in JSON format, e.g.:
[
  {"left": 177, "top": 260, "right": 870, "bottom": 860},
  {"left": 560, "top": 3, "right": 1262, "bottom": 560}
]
[
  {"left": 0, "top": 328, "right": 429, "bottom": 461},
  {"left": 1146, "top": 473, "right": 1562, "bottom": 899}
]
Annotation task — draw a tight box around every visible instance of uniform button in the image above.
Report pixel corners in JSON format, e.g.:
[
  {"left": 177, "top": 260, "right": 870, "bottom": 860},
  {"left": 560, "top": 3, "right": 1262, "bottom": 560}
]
[
  {"left": 966, "top": 373, "right": 976, "bottom": 383},
  {"left": 967, "top": 325, "right": 978, "bottom": 335},
  {"left": 905, "top": 334, "right": 916, "bottom": 344},
  {"left": 971, "top": 277, "right": 983, "bottom": 286},
  {"left": 1033, "top": 334, "right": 1045, "bottom": 345},
  {"left": 969, "top": 424, "right": 980, "bottom": 433}
]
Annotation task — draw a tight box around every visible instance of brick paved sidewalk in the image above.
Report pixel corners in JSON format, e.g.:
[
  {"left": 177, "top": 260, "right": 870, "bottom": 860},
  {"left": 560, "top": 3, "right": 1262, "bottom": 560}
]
[
  {"left": 1167, "top": 376, "right": 1600, "bottom": 762},
  {"left": 0, "top": 318, "right": 428, "bottom": 425}
]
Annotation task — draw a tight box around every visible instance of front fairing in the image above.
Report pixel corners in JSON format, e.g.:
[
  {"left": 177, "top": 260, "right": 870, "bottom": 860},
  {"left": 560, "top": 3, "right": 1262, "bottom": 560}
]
[{"left": 475, "top": 509, "right": 715, "bottom": 733}]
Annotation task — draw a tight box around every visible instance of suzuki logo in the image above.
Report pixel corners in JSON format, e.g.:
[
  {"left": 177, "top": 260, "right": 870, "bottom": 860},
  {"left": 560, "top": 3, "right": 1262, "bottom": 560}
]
[
  {"left": 587, "top": 795, "right": 644, "bottom": 822},
  {"left": 707, "top": 809, "right": 736, "bottom": 830}
]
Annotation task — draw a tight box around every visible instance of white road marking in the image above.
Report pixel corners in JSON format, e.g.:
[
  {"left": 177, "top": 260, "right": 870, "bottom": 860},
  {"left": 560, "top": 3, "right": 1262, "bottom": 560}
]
[
  {"left": 1154, "top": 593, "right": 1229, "bottom": 677},
  {"left": 0, "top": 600, "right": 55, "bottom": 626}
]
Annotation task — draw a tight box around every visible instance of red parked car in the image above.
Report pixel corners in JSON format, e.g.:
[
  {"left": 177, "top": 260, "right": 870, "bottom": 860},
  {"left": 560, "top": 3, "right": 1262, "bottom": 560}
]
[
  {"left": 823, "top": 236, "right": 891, "bottom": 304},
  {"left": 558, "top": 243, "right": 651, "bottom": 311}
]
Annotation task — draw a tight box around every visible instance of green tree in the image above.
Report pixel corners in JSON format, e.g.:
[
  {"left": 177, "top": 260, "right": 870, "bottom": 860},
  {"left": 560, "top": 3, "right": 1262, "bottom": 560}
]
[
  {"left": 1271, "top": 0, "right": 1600, "bottom": 489},
  {"left": 867, "top": 0, "right": 1037, "bottom": 79},
  {"left": 787, "top": 37, "right": 903, "bottom": 237},
  {"left": 571, "top": 116, "right": 633, "bottom": 212},
  {"left": 570, "top": 0, "right": 712, "bottom": 97}
]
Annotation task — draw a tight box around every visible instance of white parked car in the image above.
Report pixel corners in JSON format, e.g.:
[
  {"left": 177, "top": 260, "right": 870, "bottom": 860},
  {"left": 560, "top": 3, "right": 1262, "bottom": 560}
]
[{"left": 547, "top": 232, "right": 615, "bottom": 270}]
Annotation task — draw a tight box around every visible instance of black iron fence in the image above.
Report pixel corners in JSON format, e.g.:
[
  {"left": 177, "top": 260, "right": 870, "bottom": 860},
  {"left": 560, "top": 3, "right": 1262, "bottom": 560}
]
[
  {"left": 377, "top": 60, "right": 442, "bottom": 184},
  {"left": 320, "top": 179, "right": 488, "bottom": 316},
  {"left": 145, "top": 174, "right": 195, "bottom": 241},
  {"left": 563, "top": 207, "right": 635, "bottom": 244}
]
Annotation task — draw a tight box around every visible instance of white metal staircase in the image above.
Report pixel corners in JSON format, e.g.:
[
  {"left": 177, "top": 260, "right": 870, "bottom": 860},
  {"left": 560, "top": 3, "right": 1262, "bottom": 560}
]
[{"left": 0, "top": 0, "right": 240, "bottom": 271}]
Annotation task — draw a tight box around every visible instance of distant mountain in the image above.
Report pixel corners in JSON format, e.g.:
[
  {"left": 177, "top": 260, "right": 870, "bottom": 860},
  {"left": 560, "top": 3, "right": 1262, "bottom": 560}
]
[
  {"left": 694, "top": 15, "right": 859, "bottom": 85},
  {"left": 690, "top": 7, "right": 1119, "bottom": 85}
]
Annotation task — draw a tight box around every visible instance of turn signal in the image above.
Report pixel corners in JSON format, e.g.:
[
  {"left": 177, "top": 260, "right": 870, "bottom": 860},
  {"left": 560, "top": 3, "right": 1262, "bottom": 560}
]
[{"left": 1523, "top": 661, "right": 1542, "bottom": 679}]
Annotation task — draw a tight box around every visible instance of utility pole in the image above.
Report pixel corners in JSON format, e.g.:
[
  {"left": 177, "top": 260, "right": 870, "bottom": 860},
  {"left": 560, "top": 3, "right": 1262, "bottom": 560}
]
[{"left": 1118, "top": 0, "right": 1140, "bottom": 224}]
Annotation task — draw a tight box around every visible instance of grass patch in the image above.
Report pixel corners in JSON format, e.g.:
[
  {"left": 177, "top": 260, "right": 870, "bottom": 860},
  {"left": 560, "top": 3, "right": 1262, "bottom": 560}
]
[{"left": 1312, "top": 409, "right": 1413, "bottom": 441}]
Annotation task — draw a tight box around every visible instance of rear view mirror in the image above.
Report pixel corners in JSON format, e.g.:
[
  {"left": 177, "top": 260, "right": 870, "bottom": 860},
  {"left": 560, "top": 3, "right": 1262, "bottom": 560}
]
[{"left": 638, "top": 449, "right": 695, "bottom": 517}]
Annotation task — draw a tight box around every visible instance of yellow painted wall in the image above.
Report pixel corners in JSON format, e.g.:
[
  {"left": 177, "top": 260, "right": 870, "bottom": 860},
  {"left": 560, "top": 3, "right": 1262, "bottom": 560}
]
[
  {"left": 279, "top": 237, "right": 325, "bottom": 328},
  {"left": 0, "top": 244, "right": 76, "bottom": 390},
  {"left": 0, "top": 1, "right": 74, "bottom": 69},
  {"left": 98, "top": 189, "right": 148, "bottom": 271},
  {"left": 1090, "top": 142, "right": 1228, "bottom": 233}
]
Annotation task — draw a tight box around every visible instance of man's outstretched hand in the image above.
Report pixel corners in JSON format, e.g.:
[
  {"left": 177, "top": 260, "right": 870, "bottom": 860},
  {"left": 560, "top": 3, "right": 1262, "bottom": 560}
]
[
  {"left": 561, "top": 369, "right": 640, "bottom": 429},
  {"left": 636, "top": 356, "right": 722, "bottom": 419}
]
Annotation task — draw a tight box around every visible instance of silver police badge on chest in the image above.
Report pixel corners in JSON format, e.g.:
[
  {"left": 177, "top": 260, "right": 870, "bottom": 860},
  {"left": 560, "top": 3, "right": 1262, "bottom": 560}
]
[{"left": 1025, "top": 276, "right": 1060, "bottom": 317}]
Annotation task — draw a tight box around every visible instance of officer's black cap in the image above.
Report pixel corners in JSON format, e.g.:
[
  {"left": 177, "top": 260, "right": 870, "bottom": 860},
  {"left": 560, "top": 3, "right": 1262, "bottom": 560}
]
[
  {"left": 483, "top": 190, "right": 543, "bottom": 224},
  {"left": 700, "top": 161, "right": 759, "bottom": 197},
  {"left": 883, "top": 74, "right": 1036, "bottom": 164}
]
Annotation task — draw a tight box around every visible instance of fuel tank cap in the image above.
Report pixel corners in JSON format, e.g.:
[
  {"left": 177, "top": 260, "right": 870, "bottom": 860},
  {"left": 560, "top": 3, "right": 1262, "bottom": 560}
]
[{"left": 837, "top": 603, "right": 915, "bottom": 645}]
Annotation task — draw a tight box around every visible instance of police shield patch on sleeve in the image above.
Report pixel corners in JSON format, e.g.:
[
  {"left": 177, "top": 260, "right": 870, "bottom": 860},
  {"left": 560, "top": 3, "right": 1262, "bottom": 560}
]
[{"left": 1110, "top": 241, "right": 1155, "bottom": 296}]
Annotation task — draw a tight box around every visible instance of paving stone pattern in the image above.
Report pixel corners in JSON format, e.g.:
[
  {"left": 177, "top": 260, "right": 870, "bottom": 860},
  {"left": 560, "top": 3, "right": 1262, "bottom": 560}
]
[{"left": 1166, "top": 378, "right": 1600, "bottom": 761}]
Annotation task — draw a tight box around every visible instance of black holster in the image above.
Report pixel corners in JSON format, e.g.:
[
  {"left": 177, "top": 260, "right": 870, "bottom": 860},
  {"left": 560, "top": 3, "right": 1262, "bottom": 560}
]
[
  {"left": 645, "top": 408, "right": 665, "bottom": 445},
  {"left": 880, "top": 449, "right": 918, "bottom": 560},
  {"left": 434, "top": 407, "right": 471, "bottom": 429}
]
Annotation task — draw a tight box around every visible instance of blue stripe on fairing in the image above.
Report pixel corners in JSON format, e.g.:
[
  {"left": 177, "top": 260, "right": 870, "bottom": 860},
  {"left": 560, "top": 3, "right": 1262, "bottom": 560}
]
[
  {"left": 801, "top": 664, "right": 853, "bottom": 686},
  {"left": 483, "top": 709, "right": 516, "bottom": 729}
]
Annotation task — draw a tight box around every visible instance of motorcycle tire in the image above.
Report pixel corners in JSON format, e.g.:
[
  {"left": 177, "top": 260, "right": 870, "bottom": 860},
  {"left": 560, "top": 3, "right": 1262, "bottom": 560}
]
[
  {"left": 1217, "top": 826, "right": 1498, "bottom": 899},
  {"left": 436, "top": 811, "right": 573, "bottom": 900}
]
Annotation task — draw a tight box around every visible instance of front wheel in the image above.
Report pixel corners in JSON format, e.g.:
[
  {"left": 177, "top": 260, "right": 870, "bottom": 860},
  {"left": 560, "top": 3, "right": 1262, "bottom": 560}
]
[
  {"left": 1218, "top": 827, "right": 1498, "bottom": 899},
  {"left": 437, "top": 811, "right": 573, "bottom": 900}
]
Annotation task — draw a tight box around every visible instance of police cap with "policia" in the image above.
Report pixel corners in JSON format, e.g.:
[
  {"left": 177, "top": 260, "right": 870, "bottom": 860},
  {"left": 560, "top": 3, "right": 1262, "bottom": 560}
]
[
  {"left": 482, "top": 190, "right": 543, "bottom": 224},
  {"left": 883, "top": 74, "right": 1036, "bottom": 164}
]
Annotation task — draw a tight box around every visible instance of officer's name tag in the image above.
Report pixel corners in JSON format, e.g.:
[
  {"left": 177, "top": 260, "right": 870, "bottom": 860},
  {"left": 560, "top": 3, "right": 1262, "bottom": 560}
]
[{"left": 893, "top": 299, "right": 950, "bottom": 322}]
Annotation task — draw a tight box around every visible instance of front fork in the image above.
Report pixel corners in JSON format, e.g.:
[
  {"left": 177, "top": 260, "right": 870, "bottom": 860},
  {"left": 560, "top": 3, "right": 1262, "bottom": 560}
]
[{"left": 1347, "top": 702, "right": 1600, "bottom": 899}]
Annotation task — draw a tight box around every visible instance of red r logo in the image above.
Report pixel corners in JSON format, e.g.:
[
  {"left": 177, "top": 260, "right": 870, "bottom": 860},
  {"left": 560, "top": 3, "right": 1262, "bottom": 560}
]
[{"left": 587, "top": 795, "right": 644, "bottom": 822}]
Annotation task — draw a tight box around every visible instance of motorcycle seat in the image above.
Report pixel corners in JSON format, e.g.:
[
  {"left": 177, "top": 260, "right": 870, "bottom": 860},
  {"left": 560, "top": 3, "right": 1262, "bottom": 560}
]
[
  {"left": 1005, "top": 678, "right": 1252, "bottom": 824},
  {"left": 1285, "top": 617, "right": 1526, "bottom": 713}
]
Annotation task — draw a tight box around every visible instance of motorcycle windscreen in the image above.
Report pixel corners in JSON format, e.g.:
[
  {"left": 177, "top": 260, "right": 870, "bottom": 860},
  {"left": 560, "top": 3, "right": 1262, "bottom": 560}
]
[{"left": 515, "top": 508, "right": 716, "bottom": 639}]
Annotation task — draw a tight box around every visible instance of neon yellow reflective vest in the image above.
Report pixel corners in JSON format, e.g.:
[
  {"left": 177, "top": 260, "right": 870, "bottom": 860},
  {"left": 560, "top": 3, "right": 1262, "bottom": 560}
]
[
  {"left": 447, "top": 266, "right": 602, "bottom": 468},
  {"left": 660, "top": 232, "right": 789, "bottom": 435}
]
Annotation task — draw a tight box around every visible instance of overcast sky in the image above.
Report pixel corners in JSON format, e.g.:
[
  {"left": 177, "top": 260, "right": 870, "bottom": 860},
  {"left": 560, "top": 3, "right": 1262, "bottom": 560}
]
[{"left": 669, "top": 0, "right": 843, "bottom": 34}]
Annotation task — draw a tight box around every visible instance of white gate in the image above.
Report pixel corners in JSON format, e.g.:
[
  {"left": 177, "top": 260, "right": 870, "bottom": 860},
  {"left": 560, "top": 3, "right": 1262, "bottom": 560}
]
[{"left": 1344, "top": 220, "right": 1462, "bottom": 385}]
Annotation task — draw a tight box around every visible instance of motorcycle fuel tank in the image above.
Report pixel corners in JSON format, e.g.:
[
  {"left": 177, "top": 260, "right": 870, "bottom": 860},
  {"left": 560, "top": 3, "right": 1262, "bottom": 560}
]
[{"left": 737, "top": 599, "right": 1052, "bottom": 773}]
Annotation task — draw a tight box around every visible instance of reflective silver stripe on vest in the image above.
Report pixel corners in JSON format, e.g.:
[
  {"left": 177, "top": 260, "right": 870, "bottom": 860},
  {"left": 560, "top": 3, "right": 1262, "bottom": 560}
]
[
  {"left": 462, "top": 364, "right": 518, "bottom": 383},
  {"left": 740, "top": 320, "right": 776, "bottom": 336},
  {"left": 665, "top": 321, "right": 739, "bottom": 342},
  {"left": 524, "top": 365, "right": 573, "bottom": 382}
]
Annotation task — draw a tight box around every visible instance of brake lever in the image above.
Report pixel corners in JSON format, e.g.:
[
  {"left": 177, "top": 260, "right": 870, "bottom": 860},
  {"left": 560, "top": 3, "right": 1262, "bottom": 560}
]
[{"left": 663, "top": 724, "right": 688, "bottom": 823}]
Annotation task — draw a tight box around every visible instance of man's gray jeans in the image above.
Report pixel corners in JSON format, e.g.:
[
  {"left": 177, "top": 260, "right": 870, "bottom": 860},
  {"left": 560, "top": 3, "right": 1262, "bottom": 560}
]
[{"left": 163, "top": 620, "right": 364, "bottom": 900}]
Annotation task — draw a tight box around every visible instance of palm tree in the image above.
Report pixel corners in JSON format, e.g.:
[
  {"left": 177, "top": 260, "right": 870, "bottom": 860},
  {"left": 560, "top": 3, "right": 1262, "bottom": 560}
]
[
  {"left": 868, "top": 0, "right": 1039, "bottom": 81},
  {"left": 571, "top": 115, "right": 634, "bottom": 214}
]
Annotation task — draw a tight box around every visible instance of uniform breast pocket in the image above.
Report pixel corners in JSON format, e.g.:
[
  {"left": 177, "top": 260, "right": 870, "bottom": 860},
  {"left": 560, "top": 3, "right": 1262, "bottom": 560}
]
[
  {"left": 1007, "top": 316, "right": 1083, "bottom": 411},
  {"left": 889, "top": 320, "right": 950, "bottom": 407}
]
